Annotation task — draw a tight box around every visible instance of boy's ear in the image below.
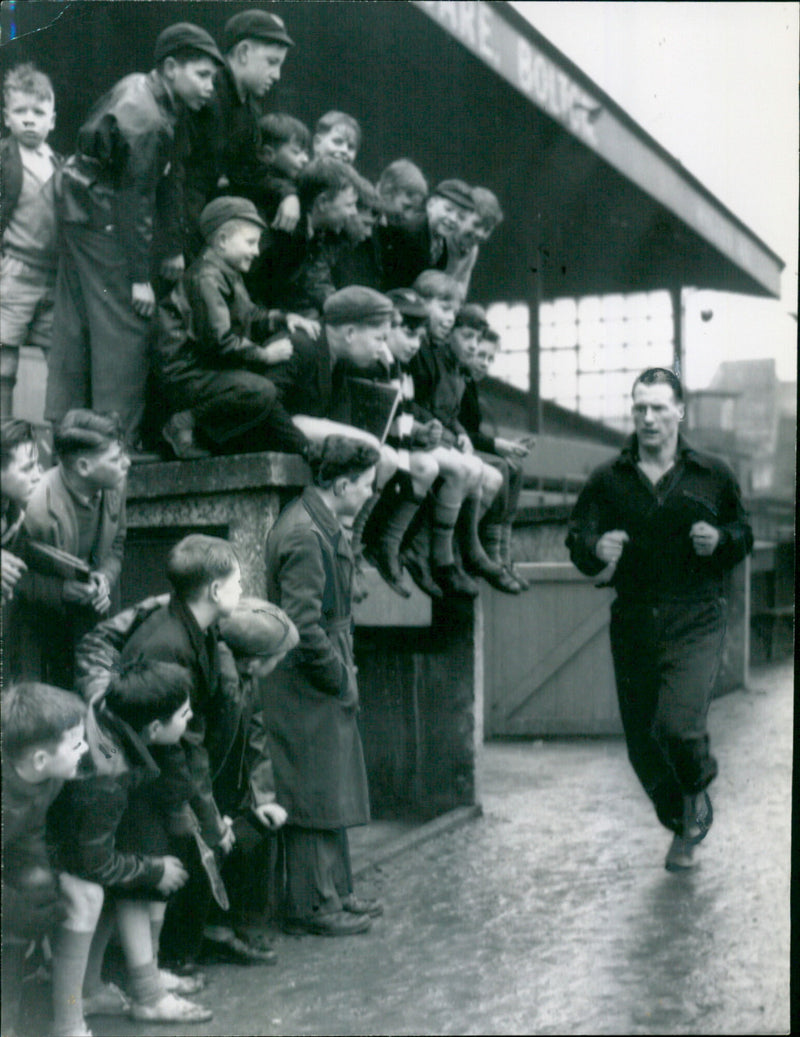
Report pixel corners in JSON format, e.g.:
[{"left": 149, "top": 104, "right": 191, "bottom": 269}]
[
  {"left": 261, "top": 144, "right": 276, "bottom": 164},
  {"left": 145, "top": 718, "right": 162, "bottom": 743},
  {"left": 160, "top": 55, "right": 177, "bottom": 81},
  {"left": 31, "top": 748, "right": 50, "bottom": 773},
  {"left": 74, "top": 455, "right": 92, "bottom": 478}
]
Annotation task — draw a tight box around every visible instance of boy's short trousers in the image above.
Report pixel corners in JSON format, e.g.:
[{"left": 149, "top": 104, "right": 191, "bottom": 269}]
[{"left": 0, "top": 253, "right": 57, "bottom": 349}]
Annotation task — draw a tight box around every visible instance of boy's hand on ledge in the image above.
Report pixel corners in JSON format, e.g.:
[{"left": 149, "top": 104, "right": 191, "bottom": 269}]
[
  {"left": 160, "top": 254, "right": 185, "bottom": 281},
  {"left": 496, "top": 436, "right": 532, "bottom": 459},
  {"left": 254, "top": 803, "right": 288, "bottom": 830},
  {"left": 2, "top": 549, "right": 27, "bottom": 601},
  {"left": 259, "top": 338, "right": 294, "bottom": 365},
  {"left": 272, "top": 194, "right": 300, "bottom": 232},
  {"left": 156, "top": 855, "right": 189, "bottom": 895},
  {"left": 286, "top": 313, "right": 320, "bottom": 339},
  {"left": 131, "top": 282, "right": 156, "bottom": 318},
  {"left": 218, "top": 816, "right": 236, "bottom": 855}
]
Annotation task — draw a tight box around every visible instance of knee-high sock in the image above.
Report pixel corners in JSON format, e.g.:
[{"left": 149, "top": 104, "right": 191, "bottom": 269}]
[
  {"left": 82, "top": 908, "right": 116, "bottom": 996},
  {"left": 431, "top": 481, "right": 463, "bottom": 566},
  {"left": 364, "top": 472, "right": 425, "bottom": 562}
]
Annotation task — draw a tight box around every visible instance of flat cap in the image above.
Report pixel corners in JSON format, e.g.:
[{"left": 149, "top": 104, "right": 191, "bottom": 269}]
[
  {"left": 386, "top": 287, "right": 428, "bottom": 320},
  {"left": 154, "top": 22, "right": 224, "bottom": 66},
  {"left": 323, "top": 286, "right": 395, "bottom": 326},
  {"left": 454, "top": 302, "right": 489, "bottom": 331},
  {"left": 198, "top": 196, "right": 267, "bottom": 240},
  {"left": 223, "top": 10, "right": 294, "bottom": 52},
  {"left": 432, "top": 178, "right": 476, "bottom": 212},
  {"left": 219, "top": 597, "right": 299, "bottom": 657}
]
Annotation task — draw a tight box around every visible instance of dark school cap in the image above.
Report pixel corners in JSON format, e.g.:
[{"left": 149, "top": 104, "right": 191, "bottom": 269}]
[
  {"left": 198, "top": 196, "right": 267, "bottom": 240},
  {"left": 219, "top": 597, "right": 299, "bottom": 657},
  {"left": 454, "top": 302, "right": 489, "bottom": 331},
  {"left": 386, "top": 288, "right": 428, "bottom": 320},
  {"left": 223, "top": 10, "right": 294, "bottom": 52},
  {"left": 323, "top": 286, "right": 395, "bottom": 326},
  {"left": 431, "top": 178, "right": 476, "bottom": 211},
  {"left": 154, "top": 23, "right": 224, "bottom": 66}
]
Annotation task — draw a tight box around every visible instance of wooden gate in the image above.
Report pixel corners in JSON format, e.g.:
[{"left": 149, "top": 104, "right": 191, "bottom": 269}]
[{"left": 482, "top": 562, "right": 622, "bottom": 737}]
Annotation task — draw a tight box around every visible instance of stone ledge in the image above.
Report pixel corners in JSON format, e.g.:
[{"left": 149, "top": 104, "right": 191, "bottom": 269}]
[{"left": 127, "top": 451, "right": 310, "bottom": 499}]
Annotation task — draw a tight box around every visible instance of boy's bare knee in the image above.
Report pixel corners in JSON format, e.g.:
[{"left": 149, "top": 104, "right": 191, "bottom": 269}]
[
  {"left": 410, "top": 453, "right": 438, "bottom": 486},
  {"left": 59, "top": 873, "right": 104, "bottom": 929}
]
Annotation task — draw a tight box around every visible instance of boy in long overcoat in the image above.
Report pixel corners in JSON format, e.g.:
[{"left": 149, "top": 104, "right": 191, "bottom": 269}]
[{"left": 263, "top": 437, "right": 384, "bottom": 936}]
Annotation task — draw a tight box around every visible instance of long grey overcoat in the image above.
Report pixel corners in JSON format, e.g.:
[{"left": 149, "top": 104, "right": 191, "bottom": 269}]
[{"left": 263, "top": 487, "right": 370, "bottom": 829}]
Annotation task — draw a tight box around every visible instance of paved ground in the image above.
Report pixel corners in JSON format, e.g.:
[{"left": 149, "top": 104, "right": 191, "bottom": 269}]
[{"left": 23, "top": 661, "right": 793, "bottom": 1036}]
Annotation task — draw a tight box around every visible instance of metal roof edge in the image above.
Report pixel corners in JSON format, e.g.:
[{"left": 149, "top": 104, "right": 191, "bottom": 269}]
[{"left": 494, "top": 0, "right": 784, "bottom": 270}]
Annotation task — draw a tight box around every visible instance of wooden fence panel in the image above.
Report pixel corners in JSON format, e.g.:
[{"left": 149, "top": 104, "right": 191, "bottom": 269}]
[{"left": 482, "top": 563, "right": 622, "bottom": 737}]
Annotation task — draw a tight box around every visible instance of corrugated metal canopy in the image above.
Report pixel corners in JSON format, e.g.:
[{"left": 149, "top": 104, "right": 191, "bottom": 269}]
[{"left": 1, "top": 0, "right": 783, "bottom": 304}]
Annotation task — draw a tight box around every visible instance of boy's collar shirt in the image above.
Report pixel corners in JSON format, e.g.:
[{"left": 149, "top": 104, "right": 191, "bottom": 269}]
[{"left": 19, "top": 141, "right": 55, "bottom": 182}]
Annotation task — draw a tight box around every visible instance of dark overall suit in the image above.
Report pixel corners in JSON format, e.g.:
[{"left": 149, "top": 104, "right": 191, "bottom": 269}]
[{"left": 566, "top": 435, "right": 753, "bottom": 832}]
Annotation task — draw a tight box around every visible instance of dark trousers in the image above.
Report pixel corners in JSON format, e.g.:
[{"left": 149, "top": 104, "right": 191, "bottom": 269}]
[
  {"left": 609, "top": 598, "right": 725, "bottom": 831},
  {"left": 46, "top": 223, "right": 151, "bottom": 444},
  {"left": 281, "top": 825, "right": 353, "bottom": 920},
  {"left": 163, "top": 368, "right": 307, "bottom": 454}
]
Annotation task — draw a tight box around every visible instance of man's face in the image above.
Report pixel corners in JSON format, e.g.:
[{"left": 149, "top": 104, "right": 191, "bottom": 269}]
[
  {"left": 169, "top": 57, "right": 218, "bottom": 110},
  {"left": 2, "top": 441, "right": 41, "bottom": 506},
  {"left": 425, "top": 296, "right": 457, "bottom": 343},
  {"left": 81, "top": 440, "right": 131, "bottom": 491},
  {"left": 449, "top": 324, "right": 481, "bottom": 365},
  {"left": 216, "top": 222, "right": 262, "bottom": 272},
  {"left": 314, "top": 185, "right": 358, "bottom": 232},
  {"left": 150, "top": 698, "right": 193, "bottom": 745},
  {"left": 426, "top": 195, "right": 472, "bottom": 238},
  {"left": 3, "top": 90, "right": 55, "bottom": 149},
  {"left": 343, "top": 318, "right": 391, "bottom": 367},
  {"left": 39, "top": 723, "right": 88, "bottom": 780},
  {"left": 388, "top": 313, "right": 425, "bottom": 365},
  {"left": 234, "top": 41, "right": 287, "bottom": 98},
  {"left": 338, "top": 466, "right": 376, "bottom": 518},
  {"left": 470, "top": 339, "right": 498, "bottom": 381},
  {"left": 269, "top": 139, "right": 309, "bottom": 178},
  {"left": 212, "top": 562, "right": 243, "bottom": 617},
  {"left": 313, "top": 125, "right": 358, "bottom": 165},
  {"left": 632, "top": 382, "right": 684, "bottom": 451}
]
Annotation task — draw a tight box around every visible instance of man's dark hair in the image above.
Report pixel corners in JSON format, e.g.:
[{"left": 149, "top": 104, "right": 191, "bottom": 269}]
[
  {"left": 53, "top": 409, "right": 122, "bottom": 464},
  {"left": 309, "top": 436, "right": 380, "bottom": 488},
  {"left": 633, "top": 367, "right": 684, "bottom": 403},
  {"left": 1, "top": 418, "right": 36, "bottom": 471},
  {"left": 296, "top": 157, "right": 354, "bottom": 213},
  {"left": 2, "top": 682, "right": 86, "bottom": 762},
  {"left": 166, "top": 533, "right": 239, "bottom": 601},
  {"left": 105, "top": 657, "right": 192, "bottom": 732}
]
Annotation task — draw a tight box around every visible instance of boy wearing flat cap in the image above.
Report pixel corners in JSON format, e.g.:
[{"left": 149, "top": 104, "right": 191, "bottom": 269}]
[
  {"left": 46, "top": 24, "right": 224, "bottom": 454},
  {"left": 377, "top": 178, "right": 476, "bottom": 294},
  {"left": 186, "top": 10, "right": 299, "bottom": 237},
  {"left": 201, "top": 599, "right": 298, "bottom": 960},
  {"left": 155, "top": 195, "right": 318, "bottom": 458}
]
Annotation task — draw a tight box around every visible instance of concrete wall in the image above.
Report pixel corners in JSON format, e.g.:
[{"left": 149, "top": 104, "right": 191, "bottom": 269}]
[{"left": 124, "top": 453, "right": 482, "bottom": 821}]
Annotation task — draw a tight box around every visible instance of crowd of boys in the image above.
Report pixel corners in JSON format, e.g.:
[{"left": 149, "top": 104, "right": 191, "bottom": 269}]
[
  {"left": 1, "top": 9, "right": 757, "bottom": 1035},
  {"left": 1, "top": 8, "right": 534, "bottom": 1035}
]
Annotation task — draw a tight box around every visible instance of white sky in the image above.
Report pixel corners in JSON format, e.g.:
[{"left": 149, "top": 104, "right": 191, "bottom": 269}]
[{"left": 509, "top": 1, "right": 799, "bottom": 388}]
